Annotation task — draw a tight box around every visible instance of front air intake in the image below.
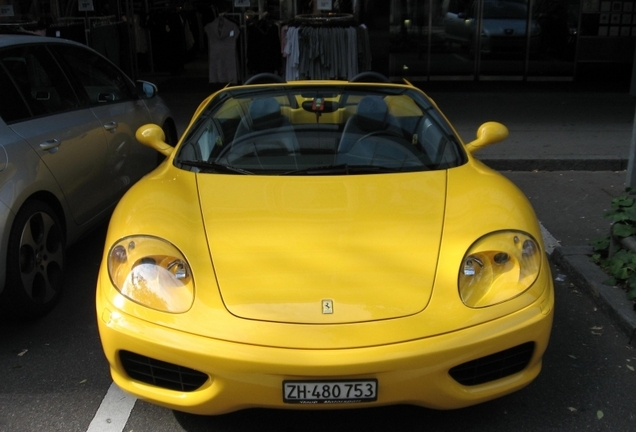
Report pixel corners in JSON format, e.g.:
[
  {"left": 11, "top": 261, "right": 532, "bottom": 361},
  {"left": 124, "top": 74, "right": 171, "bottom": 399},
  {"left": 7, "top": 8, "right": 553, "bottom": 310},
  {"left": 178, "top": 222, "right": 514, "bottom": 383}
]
[
  {"left": 449, "top": 342, "right": 535, "bottom": 386},
  {"left": 119, "top": 350, "right": 208, "bottom": 392}
]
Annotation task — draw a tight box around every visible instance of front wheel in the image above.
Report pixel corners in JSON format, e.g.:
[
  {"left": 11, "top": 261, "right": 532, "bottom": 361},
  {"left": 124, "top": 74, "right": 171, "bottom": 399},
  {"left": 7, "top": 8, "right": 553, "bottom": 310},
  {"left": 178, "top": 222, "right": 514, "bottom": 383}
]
[{"left": 0, "top": 200, "right": 65, "bottom": 319}]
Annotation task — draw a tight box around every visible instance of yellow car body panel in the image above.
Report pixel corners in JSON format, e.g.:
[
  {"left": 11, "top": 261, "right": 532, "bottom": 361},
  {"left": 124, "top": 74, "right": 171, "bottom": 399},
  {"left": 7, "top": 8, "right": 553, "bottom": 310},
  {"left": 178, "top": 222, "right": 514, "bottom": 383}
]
[
  {"left": 96, "top": 77, "right": 554, "bottom": 415},
  {"left": 197, "top": 172, "right": 445, "bottom": 324}
]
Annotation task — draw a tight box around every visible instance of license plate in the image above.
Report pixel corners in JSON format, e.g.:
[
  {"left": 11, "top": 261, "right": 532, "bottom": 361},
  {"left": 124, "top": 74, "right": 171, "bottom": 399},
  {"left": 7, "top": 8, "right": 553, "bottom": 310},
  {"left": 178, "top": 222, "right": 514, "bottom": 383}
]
[{"left": 283, "top": 379, "right": 378, "bottom": 404}]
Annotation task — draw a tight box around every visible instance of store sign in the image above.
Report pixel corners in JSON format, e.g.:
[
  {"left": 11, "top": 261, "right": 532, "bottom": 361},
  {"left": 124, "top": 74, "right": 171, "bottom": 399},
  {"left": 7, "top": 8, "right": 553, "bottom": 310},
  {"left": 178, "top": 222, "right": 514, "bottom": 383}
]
[
  {"left": 78, "top": 0, "right": 94, "bottom": 11},
  {"left": 234, "top": 0, "right": 250, "bottom": 7},
  {"left": 0, "top": 5, "right": 15, "bottom": 16},
  {"left": 317, "top": 0, "right": 333, "bottom": 10}
]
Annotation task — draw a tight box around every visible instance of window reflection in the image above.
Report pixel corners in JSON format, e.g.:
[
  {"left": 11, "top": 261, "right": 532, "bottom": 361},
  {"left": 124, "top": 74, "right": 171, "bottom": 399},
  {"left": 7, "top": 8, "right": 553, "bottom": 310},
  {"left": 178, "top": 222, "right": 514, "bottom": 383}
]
[{"left": 389, "top": 0, "right": 577, "bottom": 79}]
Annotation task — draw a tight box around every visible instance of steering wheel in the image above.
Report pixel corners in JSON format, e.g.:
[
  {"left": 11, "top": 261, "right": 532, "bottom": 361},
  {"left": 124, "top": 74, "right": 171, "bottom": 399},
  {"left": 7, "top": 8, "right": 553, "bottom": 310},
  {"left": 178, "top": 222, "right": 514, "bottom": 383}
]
[
  {"left": 215, "top": 129, "right": 296, "bottom": 164},
  {"left": 349, "top": 130, "right": 425, "bottom": 166},
  {"left": 354, "top": 130, "right": 406, "bottom": 145}
]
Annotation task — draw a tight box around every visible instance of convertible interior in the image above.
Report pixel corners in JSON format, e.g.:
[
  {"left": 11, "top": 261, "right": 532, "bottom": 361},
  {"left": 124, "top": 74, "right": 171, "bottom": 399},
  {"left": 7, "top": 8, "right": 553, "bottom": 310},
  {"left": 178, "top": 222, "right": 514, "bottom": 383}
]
[{"left": 177, "top": 86, "right": 465, "bottom": 174}]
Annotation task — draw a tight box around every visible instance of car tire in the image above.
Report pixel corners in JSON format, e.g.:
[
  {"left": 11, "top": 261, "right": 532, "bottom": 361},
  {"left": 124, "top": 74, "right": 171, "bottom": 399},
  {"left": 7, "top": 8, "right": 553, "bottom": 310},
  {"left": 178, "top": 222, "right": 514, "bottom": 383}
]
[{"left": 0, "top": 200, "right": 65, "bottom": 319}]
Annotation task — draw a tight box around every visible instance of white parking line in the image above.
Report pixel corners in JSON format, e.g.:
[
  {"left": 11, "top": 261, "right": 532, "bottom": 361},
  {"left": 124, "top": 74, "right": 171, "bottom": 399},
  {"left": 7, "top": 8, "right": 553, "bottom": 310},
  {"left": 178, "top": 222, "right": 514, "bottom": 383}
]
[{"left": 87, "top": 382, "right": 136, "bottom": 432}]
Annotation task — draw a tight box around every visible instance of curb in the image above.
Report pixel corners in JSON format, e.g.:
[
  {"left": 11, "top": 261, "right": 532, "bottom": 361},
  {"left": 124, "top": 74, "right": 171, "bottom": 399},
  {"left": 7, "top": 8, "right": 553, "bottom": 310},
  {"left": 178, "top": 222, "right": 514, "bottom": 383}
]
[
  {"left": 483, "top": 157, "right": 628, "bottom": 172},
  {"left": 550, "top": 246, "right": 636, "bottom": 341}
]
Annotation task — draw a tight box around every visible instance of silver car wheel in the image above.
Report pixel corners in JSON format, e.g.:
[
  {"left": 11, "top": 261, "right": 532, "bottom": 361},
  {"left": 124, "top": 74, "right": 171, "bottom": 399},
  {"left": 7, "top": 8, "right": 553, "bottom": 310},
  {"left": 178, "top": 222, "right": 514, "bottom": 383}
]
[
  {"left": 1, "top": 201, "right": 65, "bottom": 319},
  {"left": 18, "top": 209, "right": 64, "bottom": 303}
]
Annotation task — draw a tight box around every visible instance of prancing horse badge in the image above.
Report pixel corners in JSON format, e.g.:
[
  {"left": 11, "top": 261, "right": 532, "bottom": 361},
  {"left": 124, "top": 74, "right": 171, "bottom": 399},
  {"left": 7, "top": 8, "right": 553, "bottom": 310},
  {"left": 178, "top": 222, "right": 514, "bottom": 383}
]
[{"left": 322, "top": 299, "right": 333, "bottom": 314}]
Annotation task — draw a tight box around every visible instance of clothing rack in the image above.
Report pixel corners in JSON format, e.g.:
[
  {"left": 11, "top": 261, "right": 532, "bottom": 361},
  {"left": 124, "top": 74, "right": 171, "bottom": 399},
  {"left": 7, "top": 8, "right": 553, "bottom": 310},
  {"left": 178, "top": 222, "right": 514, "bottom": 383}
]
[
  {"left": 282, "top": 13, "right": 370, "bottom": 81},
  {"left": 89, "top": 16, "right": 119, "bottom": 27},
  {"left": 50, "top": 17, "right": 86, "bottom": 26},
  {"left": 290, "top": 13, "right": 355, "bottom": 27},
  {"left": 47, "top": 17, "right": 87, "bottom": 44}
]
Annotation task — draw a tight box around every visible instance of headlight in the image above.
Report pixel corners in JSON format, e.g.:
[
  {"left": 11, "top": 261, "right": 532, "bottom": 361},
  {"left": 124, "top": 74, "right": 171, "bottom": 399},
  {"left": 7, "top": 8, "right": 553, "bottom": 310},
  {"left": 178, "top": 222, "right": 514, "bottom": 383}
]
[
  {"left": 108, "top": 236, "right": 194, "bottom": 313},
  {"left": 458, "top": 231, "right": 541, "bottom": 308}
]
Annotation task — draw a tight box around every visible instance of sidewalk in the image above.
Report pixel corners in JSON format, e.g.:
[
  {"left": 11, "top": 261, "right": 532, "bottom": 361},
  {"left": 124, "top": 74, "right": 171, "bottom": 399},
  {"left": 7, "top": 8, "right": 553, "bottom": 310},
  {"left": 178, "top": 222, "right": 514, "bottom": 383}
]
[
  {"left": 151, "top": 58, "right": 636, "bottom": 339},
  {"left": 426, "top": 84, "right": 635, "bottom": 171}
]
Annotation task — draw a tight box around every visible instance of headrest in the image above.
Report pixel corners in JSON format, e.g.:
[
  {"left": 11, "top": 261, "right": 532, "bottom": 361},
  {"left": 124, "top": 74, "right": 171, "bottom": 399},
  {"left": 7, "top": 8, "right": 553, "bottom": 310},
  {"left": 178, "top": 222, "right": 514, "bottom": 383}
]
[
  {"left": 355, "top": 96, "right": 389, "bottom": 131},
  {"left": 249, "top": 97, "right": 283, "bottom": 130}
]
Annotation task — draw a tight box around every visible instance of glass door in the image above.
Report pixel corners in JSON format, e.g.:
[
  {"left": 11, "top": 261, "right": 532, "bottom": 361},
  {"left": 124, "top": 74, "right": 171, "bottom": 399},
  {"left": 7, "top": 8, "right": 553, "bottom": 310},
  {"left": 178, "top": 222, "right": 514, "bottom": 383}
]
[{"left": 389, "top": 0, "right": 575, "bottom": 80}]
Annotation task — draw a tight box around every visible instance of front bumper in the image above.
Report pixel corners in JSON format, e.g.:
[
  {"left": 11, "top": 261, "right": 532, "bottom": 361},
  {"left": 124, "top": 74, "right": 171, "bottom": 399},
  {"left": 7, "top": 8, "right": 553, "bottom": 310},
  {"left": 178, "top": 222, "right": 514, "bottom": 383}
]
[{"left": 97, "top": 279, "right": 553, "bottom": 415}]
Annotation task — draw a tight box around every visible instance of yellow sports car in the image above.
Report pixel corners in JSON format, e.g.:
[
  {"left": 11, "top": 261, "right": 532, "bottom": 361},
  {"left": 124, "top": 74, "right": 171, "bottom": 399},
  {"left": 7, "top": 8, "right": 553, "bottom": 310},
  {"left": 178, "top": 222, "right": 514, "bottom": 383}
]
[{"left": 96, "top": 72, "right": 554, "bottom": 415}]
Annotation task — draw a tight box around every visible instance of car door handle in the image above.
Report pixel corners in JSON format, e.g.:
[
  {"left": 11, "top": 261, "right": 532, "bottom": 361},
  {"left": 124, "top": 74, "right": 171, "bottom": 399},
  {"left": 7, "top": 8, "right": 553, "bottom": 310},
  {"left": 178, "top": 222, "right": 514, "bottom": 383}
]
[
  {"left": 39, "top": 139, "right": 60, "bottom": 151},
  {"left": 104, "top": 121, "right": 118, "bottom": 132}
]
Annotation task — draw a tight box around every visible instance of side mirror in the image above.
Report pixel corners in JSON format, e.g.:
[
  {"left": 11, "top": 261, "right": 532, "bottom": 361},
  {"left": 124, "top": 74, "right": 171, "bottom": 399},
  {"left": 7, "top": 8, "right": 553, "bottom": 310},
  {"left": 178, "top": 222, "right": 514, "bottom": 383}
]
[
  {"left": 465, "top": 122, "right": 508, "bottom": 154},
  {"left": 136, "top": 124, "right": 174, "bottom": 157},
  {"left": 136, "top": 80, "right": 158, "bottom": 99}
]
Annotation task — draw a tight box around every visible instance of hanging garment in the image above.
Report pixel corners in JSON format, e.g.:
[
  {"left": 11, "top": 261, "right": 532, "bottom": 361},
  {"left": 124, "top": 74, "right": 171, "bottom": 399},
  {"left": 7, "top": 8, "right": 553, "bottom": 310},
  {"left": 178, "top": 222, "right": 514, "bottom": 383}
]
[
  {"left": 283, "top": 26, "right": 300, "bottom": 81},
  {"left": 286, "top": 24, "right": 361, "bottom": 81},
  {"left": 204, "top": 15, "right": 240, "bottom": 83},
  {"left": 246, "top": 18, "right": 282, "bottom": 75},
  {"left": 345, "top": 26, "right": 358, "bottom": 79},
  {"left": 357, "top": 24, "right": 372, "bottom": 72}
]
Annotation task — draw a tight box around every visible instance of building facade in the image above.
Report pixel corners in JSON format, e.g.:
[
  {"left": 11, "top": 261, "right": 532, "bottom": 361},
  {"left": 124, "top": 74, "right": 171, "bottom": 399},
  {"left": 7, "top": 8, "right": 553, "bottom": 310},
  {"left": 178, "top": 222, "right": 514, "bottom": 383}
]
[{"left": 1, "top": 0, "right": 633, "bottom": 86}]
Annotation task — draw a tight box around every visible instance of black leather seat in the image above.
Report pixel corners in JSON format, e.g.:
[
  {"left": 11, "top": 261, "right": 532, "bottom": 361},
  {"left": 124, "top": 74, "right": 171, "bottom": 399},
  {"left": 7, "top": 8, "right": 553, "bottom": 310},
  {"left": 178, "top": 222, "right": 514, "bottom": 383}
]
[
  {"left": 219, "top": 97, "right": 299, "bottom": 166},
  {"left": 338, "top": 96, "right": 402, "bottom": 152},
  {"left": 336, "top": 96, "right": 404, "bottom": 164},
  {"left": 235, "top": 97, "right": 292, "bottom": 139}
]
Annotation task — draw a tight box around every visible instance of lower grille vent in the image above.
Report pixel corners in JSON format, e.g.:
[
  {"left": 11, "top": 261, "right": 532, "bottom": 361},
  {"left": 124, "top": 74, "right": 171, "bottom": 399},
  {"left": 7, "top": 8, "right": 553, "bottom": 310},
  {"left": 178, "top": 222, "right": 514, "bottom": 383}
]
[
  {"left": 119, "top": 350, "right": 208, "bottom": 392},
  {"left": 449, "top": 342, "right": 535, "bottom": 386}
]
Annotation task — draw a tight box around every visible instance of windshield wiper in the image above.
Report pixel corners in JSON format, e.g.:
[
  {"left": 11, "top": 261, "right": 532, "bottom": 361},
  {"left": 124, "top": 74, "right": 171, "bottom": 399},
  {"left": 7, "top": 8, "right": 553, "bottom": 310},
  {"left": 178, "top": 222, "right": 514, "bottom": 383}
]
[
  {"left": 282, "top": 163, "right": 404, "bottom": 175},
  {"left": 179, "top": 160, "right": 253, "bottom": 175}
]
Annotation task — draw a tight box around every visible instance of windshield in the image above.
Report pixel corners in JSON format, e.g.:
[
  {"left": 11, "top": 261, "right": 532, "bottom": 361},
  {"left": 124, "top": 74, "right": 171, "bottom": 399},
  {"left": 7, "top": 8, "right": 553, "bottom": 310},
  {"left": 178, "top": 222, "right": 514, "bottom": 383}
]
[{"left": 175, "top": 85, "right": 465, "bottom": 175}]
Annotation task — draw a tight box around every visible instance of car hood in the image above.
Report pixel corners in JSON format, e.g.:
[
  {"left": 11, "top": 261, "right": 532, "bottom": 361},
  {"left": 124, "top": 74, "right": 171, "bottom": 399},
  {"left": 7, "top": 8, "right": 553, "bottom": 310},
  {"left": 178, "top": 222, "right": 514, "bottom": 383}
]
[{"left": 198, "top": 172, "right": 447, "bottom": 324}]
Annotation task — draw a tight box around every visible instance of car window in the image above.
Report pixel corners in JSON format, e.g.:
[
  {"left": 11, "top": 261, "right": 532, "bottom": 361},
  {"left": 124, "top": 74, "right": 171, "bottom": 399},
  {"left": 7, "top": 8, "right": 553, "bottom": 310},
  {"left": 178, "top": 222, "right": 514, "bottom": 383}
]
[
  {"left": 51, "top": 44, "right": 134, "bottom": 105},
  {"left": 0, "top": 60, "right": 31, "bottom": 123},
  {"left": 179, "top": 118, "right": 223, "bottom": 162},
  {"left": 0, "top": 45, "right": 81, "bottom": 119},
  {"left": 176, "top": 86, "right": 465, "bottom": 175}
]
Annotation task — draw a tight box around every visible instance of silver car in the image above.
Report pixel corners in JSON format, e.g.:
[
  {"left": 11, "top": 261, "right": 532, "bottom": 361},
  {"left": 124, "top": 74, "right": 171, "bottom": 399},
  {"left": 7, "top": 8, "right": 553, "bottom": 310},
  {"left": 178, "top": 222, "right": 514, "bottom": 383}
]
[
  {"left": 0, "top": 34, "right": 177, "bottom": 319},
  {"left": 443, "top": 0, "right": 541, "bottom": 55}
]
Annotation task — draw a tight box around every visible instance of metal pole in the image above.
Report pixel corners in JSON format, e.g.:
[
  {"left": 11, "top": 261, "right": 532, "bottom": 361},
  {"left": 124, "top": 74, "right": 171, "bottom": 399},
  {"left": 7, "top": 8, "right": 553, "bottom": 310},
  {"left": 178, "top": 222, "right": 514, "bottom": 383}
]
[
  {"left": 474, "top": 0, "right": 483, "bottom": 81},
  {"left": 626, "top": 104, "right": 636, "bottom": 191},
  {"left": 625, "top": 45, "right": 636, "bottom": 191}
]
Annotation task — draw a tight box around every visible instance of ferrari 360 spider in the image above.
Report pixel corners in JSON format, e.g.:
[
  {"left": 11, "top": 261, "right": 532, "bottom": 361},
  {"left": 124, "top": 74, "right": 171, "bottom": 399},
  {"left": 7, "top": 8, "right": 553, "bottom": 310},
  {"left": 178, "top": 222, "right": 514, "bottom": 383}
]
[{"left": 96, "top": 72, "right": 554, "bottom": 415}]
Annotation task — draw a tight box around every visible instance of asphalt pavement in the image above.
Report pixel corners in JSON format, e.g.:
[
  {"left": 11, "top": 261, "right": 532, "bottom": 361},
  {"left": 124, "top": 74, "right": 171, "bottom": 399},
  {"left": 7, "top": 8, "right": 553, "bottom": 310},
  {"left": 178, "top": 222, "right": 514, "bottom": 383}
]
[{"left": 146, "top": 58, "right": 636, "bottom": 341}]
